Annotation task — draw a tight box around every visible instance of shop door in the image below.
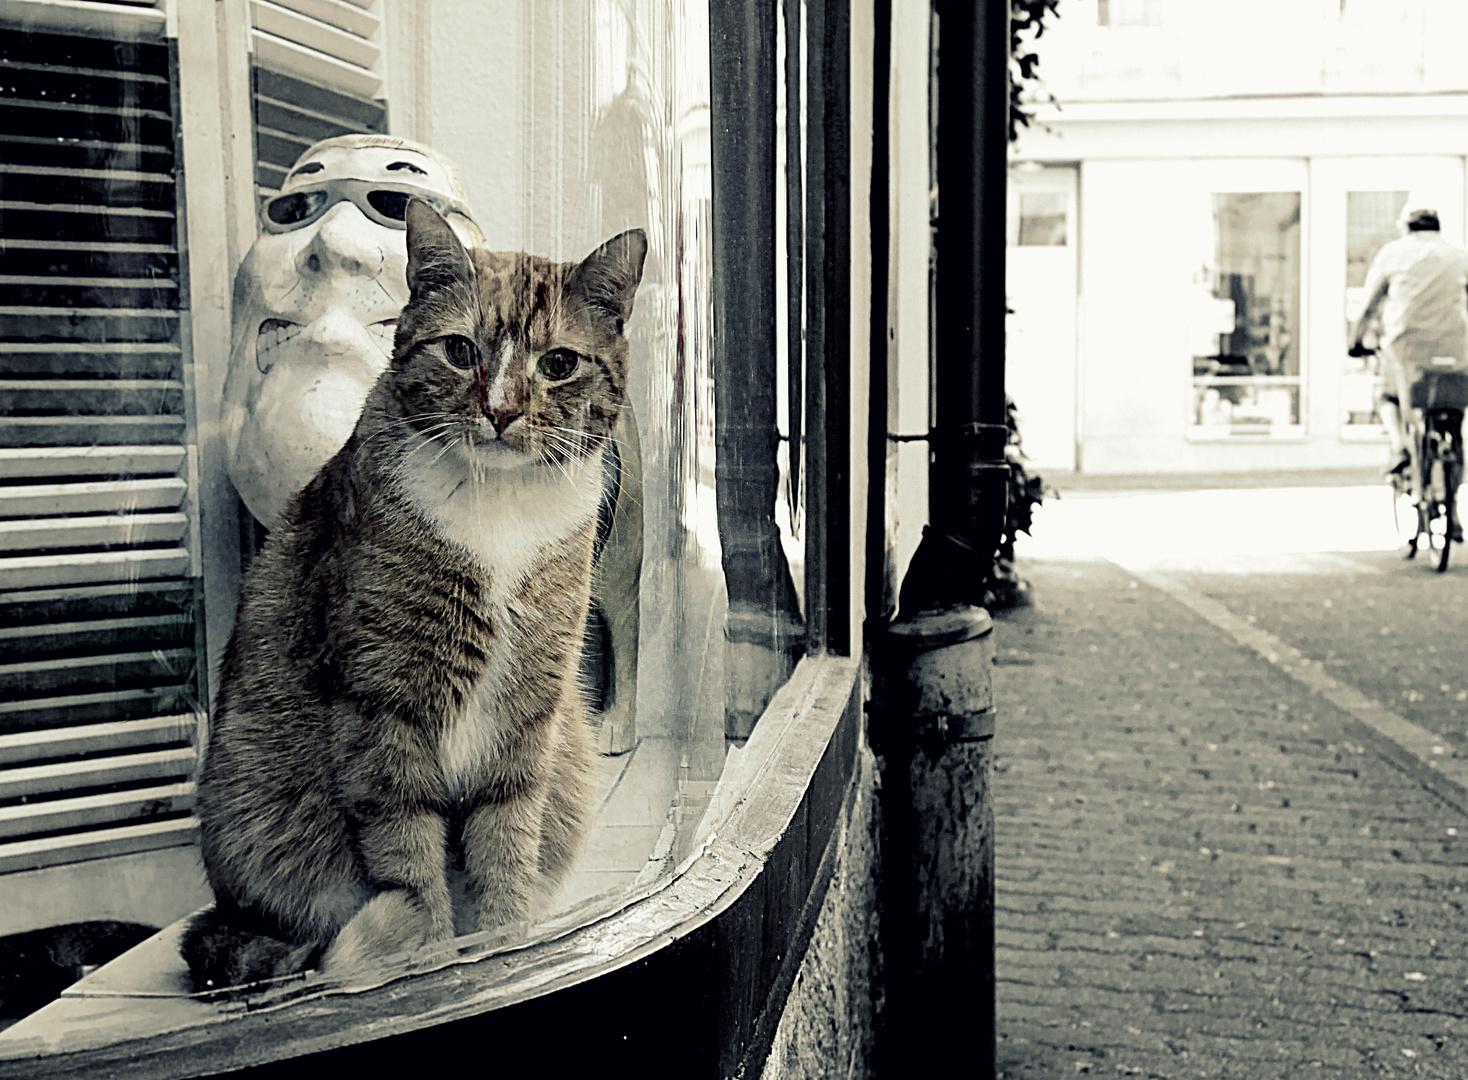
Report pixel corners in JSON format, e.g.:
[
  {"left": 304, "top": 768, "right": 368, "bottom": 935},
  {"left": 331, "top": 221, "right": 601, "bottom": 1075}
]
[
  {"left": 1006, "top": 164, "right": 1079, "bottom": 472},
  {"left": 1311, "top": 157, "right": 1465, "bottom": 442}
]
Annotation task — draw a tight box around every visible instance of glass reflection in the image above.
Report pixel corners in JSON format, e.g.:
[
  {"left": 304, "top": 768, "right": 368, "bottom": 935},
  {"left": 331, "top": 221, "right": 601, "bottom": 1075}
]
[
  {"left": 1191, "top": 192, "right": 1303, "bottom": 433},
  {"left": 0, "top": 0, "right": 813, "bottom": 1042},
  {"left": 0, "top": 17, "right": 211, "bottom": 1025}
]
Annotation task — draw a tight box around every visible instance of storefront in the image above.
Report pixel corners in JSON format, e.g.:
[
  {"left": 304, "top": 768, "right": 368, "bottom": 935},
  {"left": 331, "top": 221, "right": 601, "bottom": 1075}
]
[
  {"left": 1007, "top": 0, "right": 1468, "bottom": 476},
  {"left": 0, "top": 0, "right": 921, "bottom": 1072}
]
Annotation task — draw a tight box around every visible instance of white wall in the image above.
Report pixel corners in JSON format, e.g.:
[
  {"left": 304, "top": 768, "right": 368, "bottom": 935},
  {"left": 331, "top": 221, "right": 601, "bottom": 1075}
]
[
  {"left": 889, "top": 0, "right": 930, "bottom": 590},
  {"left": 1077, "top": 158, "right": 1195, "bottom": 472},
  {"left": 1029, "top": 0, "right": 1468, "bottom": 104},
  {"left": 1075, "top": 153, "right": 1468, "bottom": 474}
]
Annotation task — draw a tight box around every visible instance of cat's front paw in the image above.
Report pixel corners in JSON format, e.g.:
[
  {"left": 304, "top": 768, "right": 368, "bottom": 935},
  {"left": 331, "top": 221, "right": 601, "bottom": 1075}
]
[{"left": 472, "top": 887, "right": 535, "bottom": 936}]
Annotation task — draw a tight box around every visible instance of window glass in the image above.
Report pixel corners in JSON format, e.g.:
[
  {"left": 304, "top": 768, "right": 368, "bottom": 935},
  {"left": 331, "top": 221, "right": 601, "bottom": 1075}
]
[
  {"left": 1098, "top": 0, "right": 1165, "bottom": 28},
  {"left": 1190, "top": 192, "right": 1303, "bottom": 435},
  {"left": 1343, "top": 190, "right": 1408, "bottom": 431},
  {"left": 1347, "top": 190, "right": 1408, "bottom": 288},
  {"left": 0, "top": 8, "right": 213, "bottom": 1027},
  {"left": 0, "top": 23, "right": 205, "bottom": 878},
  {"left": 0, "top": 0, "right": 812, "bottom": 1022},
  {"left": 1013, "top": 190, "right": 1068, "bottom": 246}
]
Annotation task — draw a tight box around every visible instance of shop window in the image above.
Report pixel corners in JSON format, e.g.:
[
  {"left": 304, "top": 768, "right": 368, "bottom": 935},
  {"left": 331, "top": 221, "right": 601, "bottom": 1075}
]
[
  {"left": 1098, "top": 0, "right": 1165, "bottom": 28},
  {"left": 0, "top": 0, "right": 855, "bottom": 1061},
  {"left": 1342, "top": 190, "right": 1407, "bottom": 432},
  {"left": 1190, "top": 192, "right": 1303, "bottom": 437},
  {"left": 1008, "top": 189, "right": 1068, "bottom": 247}
]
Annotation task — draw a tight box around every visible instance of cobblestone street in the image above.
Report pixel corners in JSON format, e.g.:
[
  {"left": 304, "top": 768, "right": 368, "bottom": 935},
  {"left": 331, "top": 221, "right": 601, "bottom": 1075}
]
[{"left": 995, "top": 481, "right": 1468, "bottom": 1078}]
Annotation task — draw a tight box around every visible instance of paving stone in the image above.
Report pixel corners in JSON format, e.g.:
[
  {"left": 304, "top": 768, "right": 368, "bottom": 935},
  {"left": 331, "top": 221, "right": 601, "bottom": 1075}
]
[{"left": 995, "top": 558, "right": 1468, "bottom": 1079}]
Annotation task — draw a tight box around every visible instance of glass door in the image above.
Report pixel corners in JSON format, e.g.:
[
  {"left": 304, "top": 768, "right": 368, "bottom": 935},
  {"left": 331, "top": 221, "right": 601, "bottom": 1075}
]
[
  {"left": 1310, "top": 157, "right": 1464, "bottom": 442},
  {"left": 1187, "top": 159, "right": 1307, "bottom": 440}
]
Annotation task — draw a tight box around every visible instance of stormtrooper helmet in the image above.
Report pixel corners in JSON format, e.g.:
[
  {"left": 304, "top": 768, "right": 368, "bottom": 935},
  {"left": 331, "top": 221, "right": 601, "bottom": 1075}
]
[{"left": 221, "top": 134, "right": 482, "bottom": 526}]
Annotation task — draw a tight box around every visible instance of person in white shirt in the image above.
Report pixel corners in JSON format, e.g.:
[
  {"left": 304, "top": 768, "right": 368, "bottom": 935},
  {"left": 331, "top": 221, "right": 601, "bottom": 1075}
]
[{"left": 1350, "top": 207, "right": 1468, "bottom": 485}]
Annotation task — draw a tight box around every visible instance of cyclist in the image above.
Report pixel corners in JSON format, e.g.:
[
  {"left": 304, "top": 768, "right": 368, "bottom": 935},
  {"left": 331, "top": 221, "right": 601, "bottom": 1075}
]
[{"left": 1349, "top": 207, "right": 1468, "bottom": 504}]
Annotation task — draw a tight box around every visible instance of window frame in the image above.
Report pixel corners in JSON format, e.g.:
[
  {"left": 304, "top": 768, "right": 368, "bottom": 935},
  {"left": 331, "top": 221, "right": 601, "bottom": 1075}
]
[{"left": 1185, "top": 158, "right": 1311, "bottom": 443}]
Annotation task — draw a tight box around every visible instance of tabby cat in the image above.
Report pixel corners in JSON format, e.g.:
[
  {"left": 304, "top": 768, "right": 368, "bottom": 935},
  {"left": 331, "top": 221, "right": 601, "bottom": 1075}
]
[{"left": 181, "top": 200, "right": 647, "bottom": 990}]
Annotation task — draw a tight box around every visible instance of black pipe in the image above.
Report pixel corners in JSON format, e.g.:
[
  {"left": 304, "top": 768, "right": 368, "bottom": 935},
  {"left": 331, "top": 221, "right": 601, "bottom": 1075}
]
[
  {"left": 871, "top": 3, "right": 1008, "bottom": 1076},
  {"left": 897, "top": 0, "right": 1010, "bottom": 617},
  {"left": 709, "top": 1, "right": 807, "bottom": 737},
  {"left": 866, "top": 0, "right": 896, "bottom": 631}
]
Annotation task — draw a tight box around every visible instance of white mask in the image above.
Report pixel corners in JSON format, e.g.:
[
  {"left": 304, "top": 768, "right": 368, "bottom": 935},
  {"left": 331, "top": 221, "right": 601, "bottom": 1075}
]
[{"left": 222, "top": 138, "right": 478, "bottom": 526}]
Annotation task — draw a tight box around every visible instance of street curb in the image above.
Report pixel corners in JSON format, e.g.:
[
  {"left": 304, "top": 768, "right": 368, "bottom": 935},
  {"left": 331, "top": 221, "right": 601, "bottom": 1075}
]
[{"left": 1117, "top": 562, "right": 1468, "bottom": 818}]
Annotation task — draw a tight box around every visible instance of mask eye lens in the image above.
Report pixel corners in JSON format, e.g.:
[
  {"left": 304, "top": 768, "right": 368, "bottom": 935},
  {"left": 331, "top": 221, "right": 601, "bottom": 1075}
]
[
  {"left": 367, "top": 190, "right": 412, "bottom": 221},
  {"left": 266, "top": 190, "right": 327, "bottom": 226},
  {"left": 537, "top": 349, "right": 581, "bottom": 380},
  {"left": 442, "top": 335, "right": 478, "bottom": 370}
]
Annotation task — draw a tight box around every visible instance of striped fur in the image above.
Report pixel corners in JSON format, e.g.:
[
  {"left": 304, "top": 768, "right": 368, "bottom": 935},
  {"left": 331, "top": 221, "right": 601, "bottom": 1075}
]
[{"left": 183, "top": 203, "right": 647, "bottom": 991}]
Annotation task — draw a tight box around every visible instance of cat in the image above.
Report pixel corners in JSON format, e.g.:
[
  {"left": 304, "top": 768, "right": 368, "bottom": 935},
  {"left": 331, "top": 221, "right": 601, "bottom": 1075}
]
[{"left": 181, "top": 199, "right": 647, "bottom": 991}]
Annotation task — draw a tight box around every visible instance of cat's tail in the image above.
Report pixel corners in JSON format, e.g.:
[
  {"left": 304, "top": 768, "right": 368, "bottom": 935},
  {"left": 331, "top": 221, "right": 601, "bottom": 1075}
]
[
  {"left": 179, "top": 906, "right": 322, "bottom": 994},
  {"left": 319, "top": 891, "right": 434, "bottom": 972},
  {"left": 181, "top": 892, "right": 435, "bottom": 993}
]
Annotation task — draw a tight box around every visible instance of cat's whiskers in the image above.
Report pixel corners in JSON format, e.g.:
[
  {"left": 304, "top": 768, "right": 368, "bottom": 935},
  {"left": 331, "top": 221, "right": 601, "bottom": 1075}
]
[
  {"left": 358, "top": 412, "right": 462, "bottom": 457},
  {"left": 542, "top": 426, "right": 645, "bottom": 514},
  {"left": 378, "top": 424, "right": 463, "bottom": 488},
  {"left": 546, "top": 423, "right": 617, "bottom": 448},
  {"left": 538, "top": 441, "right": 577, "bottom": 487},
  {"left": 539, "top": 429, "right": 590, "bottom": 461},
  {"left": 425, "top": 432, "right": 463, "bottom": 470},
  {"left": 540, "top": 439, "right": 599, "bottom": 487}
]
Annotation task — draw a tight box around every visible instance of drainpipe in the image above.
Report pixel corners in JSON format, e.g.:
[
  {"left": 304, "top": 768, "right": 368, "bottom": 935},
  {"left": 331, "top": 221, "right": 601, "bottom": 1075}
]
[{"left": 872, "top": 1, "right": 1008, "bottom": 1076}]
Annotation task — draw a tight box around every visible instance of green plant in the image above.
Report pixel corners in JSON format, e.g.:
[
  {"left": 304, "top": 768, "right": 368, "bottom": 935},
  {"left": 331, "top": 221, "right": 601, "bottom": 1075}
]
[{"left": 1010, "top": 0, "right": 1060, "bottom": 142}]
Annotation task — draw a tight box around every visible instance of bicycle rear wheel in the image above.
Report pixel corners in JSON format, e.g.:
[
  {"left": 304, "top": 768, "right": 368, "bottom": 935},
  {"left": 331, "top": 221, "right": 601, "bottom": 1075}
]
[
  {"left": 1439, "top": 448, "right": 1461, "bottom": 574},
  {"left": 1432, "top": 457, "right": 1452, "bottom": 572},
  {"left": 1392, "top": 464, "right": 1421, "bottom": 559},
  {"left": 1419, "top": 454, "right": 1453, "bottom": 568}
]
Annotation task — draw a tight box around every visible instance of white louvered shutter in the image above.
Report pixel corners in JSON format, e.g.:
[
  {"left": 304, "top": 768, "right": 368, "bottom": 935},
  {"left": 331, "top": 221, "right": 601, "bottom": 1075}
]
[
  {"left": 250, "top": 0, "right": 388, "bottom": 195},
  {"left": 0, "top": 22, "right": 202, "bottom": 873}
]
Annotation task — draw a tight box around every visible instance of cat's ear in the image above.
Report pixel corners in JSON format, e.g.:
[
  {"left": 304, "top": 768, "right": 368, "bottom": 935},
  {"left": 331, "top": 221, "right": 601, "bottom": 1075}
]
[
  {"left": 404, "top": 197, "right": 474, "bottom": 300},
  {"left": 569, "top": 229, "right": 648, "bottom": 332}
]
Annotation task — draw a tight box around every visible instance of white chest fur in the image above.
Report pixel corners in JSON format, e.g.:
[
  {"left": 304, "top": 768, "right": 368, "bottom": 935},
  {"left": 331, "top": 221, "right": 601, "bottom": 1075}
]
[{"left": 400, "top": 442, "right": 603, "bottom": 793}]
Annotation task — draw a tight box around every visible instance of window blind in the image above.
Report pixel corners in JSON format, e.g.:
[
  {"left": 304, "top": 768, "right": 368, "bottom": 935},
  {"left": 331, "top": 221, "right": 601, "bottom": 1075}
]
[
  {"left": 0, "top": 26, "right": 202, "bottom": 874},
  {"left": 250, "top": 0, "right": 387, "bottom": 193}
]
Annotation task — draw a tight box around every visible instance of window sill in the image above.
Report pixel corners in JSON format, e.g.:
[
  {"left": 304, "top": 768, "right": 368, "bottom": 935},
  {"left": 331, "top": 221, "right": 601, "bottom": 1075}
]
[
  {"left": 1186, "top": 427, "right": 1309, "bottom": 443},
  {"left": 0, "top": 654, "right": 864, "bottom": 1079}
]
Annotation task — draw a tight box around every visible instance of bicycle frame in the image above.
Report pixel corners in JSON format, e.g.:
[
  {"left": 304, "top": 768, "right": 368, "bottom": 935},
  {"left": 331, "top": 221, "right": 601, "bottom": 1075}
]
[{"left": 1400, "top": 404, "right": 1465, "bottom": 570}]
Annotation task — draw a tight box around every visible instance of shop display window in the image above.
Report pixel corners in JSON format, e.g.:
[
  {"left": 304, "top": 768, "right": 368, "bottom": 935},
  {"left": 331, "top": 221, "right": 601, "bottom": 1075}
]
[
  {"left": 1009, "top": 189, "right": 1068, "bottom": 247},
  {"left": 0, "top": 0, "right": 846, "bottom": 1055},
  {"left": 1190, "top": 191, "right": 1303, "bottom": 436},
  {"left": 1098, "top": 0, "right": 1165, "bottom": 28}
]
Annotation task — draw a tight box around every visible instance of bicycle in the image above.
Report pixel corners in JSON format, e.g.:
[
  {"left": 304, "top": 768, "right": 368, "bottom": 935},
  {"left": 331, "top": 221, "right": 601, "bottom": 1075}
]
[{"left": 1385, "top": 363, "right": 1468, "bottom": 572}]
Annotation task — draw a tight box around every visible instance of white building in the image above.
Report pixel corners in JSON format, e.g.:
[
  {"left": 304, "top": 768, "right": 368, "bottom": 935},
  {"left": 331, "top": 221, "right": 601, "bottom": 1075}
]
[{"left": 1009, "top": 0, "right": 1468, "bottom": 475}]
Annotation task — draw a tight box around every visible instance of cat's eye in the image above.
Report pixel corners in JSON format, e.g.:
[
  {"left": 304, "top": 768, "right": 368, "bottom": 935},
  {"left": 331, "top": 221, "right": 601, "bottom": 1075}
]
[
  {"left": 440, "top": 335, "right": 478, "bottom": 370},
  {"left": 537, "top": 348, "right": 583, "bottom": 380}
]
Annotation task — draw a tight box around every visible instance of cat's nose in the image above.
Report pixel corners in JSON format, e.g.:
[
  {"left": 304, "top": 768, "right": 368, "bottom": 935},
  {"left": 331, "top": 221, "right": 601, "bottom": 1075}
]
[
  {"left": 296, "top": 204, "right": 385, "bottom": 280},
  {"left": 489, "top": 405, "right": 522, "bottom": 434}
]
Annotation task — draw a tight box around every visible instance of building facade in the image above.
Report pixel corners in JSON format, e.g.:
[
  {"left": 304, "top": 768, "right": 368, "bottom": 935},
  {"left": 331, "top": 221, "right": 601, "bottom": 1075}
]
[{"left": 1009, "top": 0, "right": 1468, "bottom": 475}]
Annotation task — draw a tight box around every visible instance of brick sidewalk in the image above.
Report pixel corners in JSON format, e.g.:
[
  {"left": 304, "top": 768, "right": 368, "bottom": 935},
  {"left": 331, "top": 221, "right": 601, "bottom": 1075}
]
[{"left": 994, "top": 559, "right": 1468, "bottom": 1079}]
